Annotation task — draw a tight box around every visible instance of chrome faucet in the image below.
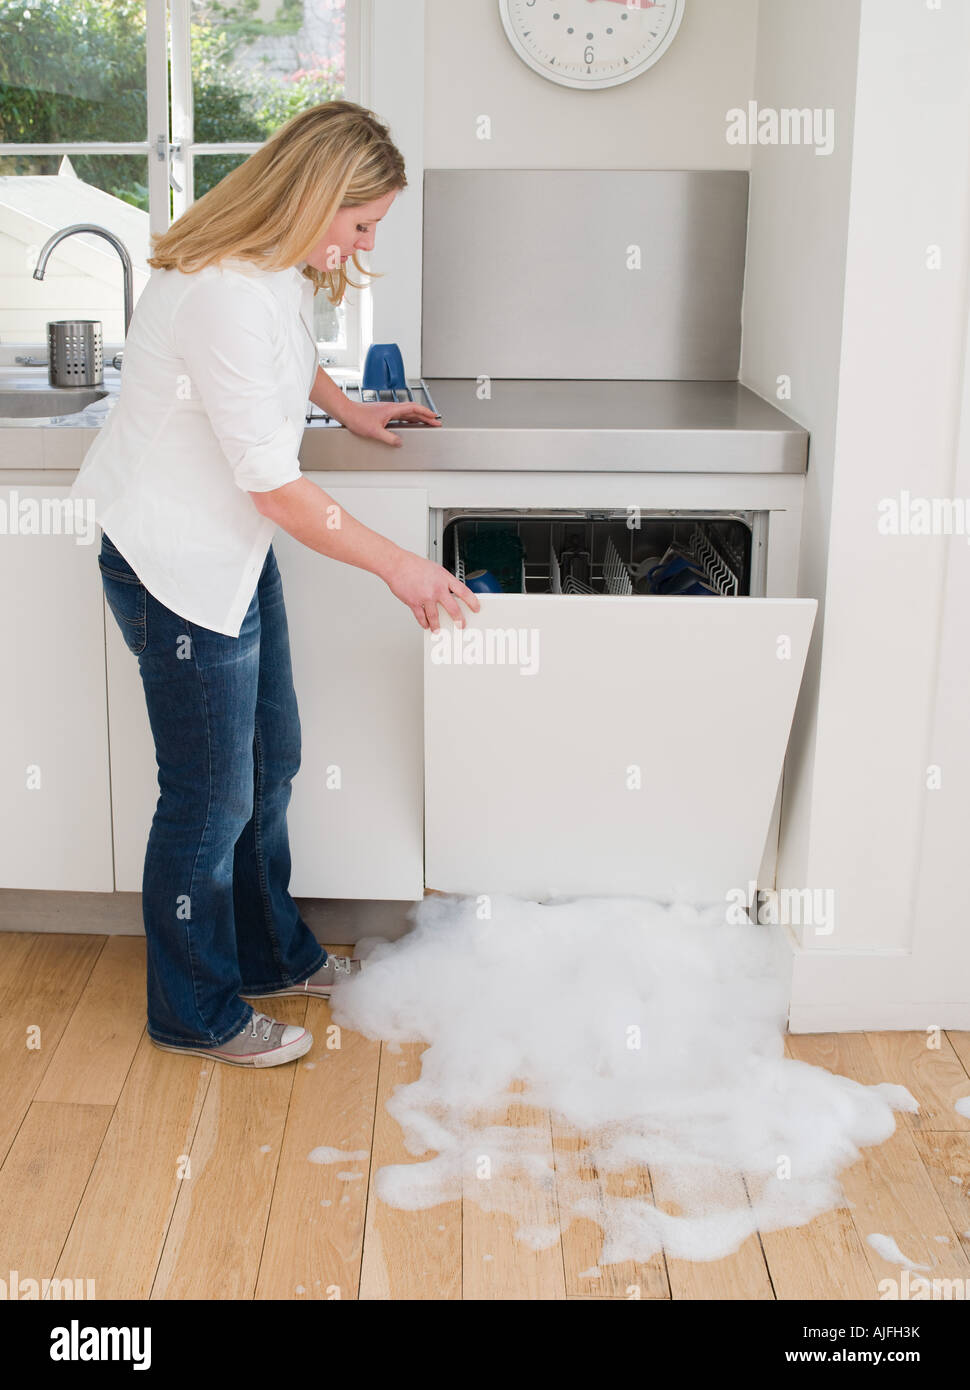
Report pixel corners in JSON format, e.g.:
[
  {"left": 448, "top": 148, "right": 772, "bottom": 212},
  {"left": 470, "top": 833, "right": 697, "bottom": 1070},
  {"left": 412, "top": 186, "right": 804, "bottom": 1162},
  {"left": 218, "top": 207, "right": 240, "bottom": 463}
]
[{"left": 32, "top": 223, "right": 135, "bottom": 338}]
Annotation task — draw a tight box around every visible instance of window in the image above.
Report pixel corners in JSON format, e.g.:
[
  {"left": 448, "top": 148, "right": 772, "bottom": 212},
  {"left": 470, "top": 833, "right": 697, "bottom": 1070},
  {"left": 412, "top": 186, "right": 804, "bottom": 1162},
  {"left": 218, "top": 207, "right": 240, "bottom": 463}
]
[{"left": 0, "top": 0, "right": 361, "bottom": 365}]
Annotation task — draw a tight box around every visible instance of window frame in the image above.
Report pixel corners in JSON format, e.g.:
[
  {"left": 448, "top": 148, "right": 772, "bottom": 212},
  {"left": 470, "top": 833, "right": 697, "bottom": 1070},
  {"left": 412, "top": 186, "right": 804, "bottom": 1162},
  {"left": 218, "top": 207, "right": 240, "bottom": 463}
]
[{"left": 0, "top": 0, "right": 366, "bottom": 369}]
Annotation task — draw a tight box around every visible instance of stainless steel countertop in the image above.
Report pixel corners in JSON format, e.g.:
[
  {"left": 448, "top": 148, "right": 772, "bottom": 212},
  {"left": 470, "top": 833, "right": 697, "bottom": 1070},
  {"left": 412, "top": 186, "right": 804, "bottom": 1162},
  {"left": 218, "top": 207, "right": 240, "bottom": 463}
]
[
  {"left": 418, "top": 379, "right": 803, "bottom": 433},
  {"left": 299, "top": 379, "right": 809, "bottom": 474},
  {"left": 0, "top": 370, "right": 808, "bottom": 474}
]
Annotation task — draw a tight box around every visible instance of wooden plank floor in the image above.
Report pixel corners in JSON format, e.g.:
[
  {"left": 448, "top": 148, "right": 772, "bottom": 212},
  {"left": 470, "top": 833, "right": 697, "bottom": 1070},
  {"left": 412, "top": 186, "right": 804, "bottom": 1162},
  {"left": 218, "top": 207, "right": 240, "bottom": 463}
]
[{"left": 1, "top": 930, "right": 968, "bottom": 1301}]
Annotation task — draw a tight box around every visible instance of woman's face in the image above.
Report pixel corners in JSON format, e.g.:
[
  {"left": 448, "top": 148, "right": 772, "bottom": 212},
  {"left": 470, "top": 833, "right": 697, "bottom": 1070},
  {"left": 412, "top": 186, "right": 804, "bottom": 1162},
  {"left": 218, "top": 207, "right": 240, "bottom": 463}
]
[{"left": 304, "top": 189, "right": 399, "bottom": 271}]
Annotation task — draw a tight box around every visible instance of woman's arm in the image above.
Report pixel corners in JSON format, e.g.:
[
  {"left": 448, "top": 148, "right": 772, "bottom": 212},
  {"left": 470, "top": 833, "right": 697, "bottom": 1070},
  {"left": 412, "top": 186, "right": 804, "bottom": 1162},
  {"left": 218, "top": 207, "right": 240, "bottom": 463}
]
[
  {"left": 309, "top": 365, "right": 442, "bottom": 446},
  {"left": 250, "top": 476, "right": 478, "bottom": 632}
]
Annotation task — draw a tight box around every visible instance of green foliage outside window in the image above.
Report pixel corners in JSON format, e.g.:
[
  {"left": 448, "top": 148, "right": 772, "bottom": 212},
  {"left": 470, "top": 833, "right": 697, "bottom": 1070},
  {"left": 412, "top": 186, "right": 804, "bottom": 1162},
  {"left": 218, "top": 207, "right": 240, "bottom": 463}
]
[{"left": 0, "top": 0, "right": 344, "bottom": 209}]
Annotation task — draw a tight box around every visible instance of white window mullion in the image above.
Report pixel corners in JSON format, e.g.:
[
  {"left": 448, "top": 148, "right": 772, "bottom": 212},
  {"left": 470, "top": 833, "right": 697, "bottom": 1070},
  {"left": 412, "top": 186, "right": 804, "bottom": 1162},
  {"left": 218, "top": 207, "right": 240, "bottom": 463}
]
[
  {"left": 347, "top": 0, "right": 369, "bottom": 106},
  {"left": 146, "top": 0, "right": 171, "bottom": 238},
  {"left": 0, "top": 143, "right": 150, "bottom": 156},
  {"left": 169, "top": 0, "right": 194, "bottom": 219},
  {"left": 344, "top": 0, "right": 369, "bottom": 372}
]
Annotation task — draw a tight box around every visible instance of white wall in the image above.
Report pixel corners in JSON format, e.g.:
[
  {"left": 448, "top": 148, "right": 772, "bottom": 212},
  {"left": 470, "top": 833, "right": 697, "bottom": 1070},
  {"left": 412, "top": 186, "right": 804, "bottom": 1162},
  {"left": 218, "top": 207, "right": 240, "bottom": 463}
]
[
  {"left": 373, "top": 0, "right": 761, "bottom": 395},
  {"left": 359, "top": 0, "right": 426, "bottom": 372},
  {"left": 424, "top": 0, "right": 759, "bottom": 169},
  {"left": 907, "top": 283, "right": 970, "bottom": 1020},
  {"left": 775, "top": 0, "right": 970, "bottom": 1028}
]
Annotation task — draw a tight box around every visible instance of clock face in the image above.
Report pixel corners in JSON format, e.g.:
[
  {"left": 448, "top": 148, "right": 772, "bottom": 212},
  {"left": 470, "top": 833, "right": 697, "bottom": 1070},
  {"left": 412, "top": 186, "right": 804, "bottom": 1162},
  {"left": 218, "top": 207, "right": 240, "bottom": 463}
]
[{"left": 499, "top": 0, "right": 686, "bottom": 90}]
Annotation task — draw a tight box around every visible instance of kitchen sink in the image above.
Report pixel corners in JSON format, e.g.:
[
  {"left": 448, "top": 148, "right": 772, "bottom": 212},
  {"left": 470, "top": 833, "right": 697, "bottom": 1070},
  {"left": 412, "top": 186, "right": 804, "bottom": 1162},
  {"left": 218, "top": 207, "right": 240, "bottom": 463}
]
[{"left": 0, "top": 386, "right": 108, "bottom": 418}]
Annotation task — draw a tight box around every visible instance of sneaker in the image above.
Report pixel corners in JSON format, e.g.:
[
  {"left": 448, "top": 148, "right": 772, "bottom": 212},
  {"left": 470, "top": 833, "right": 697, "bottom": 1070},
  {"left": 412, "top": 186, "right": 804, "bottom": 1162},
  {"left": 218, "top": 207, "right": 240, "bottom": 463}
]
[
  {"left": 244, "top": 954, "right": 362, "bottom": 1001},
  {"left": 151, "top": 1012, "right": 313, "bottom": 1068}
]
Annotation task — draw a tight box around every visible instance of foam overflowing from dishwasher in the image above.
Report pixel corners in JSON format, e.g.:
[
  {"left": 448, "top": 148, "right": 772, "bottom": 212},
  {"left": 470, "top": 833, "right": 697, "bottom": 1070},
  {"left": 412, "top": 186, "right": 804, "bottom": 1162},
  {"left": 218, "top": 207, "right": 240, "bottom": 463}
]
[{"left": 330, "top": 893, "right": 916, "bottom": 1265}]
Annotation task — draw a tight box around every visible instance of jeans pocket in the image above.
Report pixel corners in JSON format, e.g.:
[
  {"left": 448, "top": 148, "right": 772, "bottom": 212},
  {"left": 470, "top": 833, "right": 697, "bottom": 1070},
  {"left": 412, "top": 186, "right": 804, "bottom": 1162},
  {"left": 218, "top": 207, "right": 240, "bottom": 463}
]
[{"left": 99, "top": 560, "right": 148, "bottom": 655}]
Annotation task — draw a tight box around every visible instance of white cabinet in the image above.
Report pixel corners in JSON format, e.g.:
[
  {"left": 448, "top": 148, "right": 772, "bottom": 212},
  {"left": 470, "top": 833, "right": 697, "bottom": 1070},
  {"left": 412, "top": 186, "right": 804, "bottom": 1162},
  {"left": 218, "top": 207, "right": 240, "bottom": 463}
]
[
  {"left": 0, "top": 486, "right": 113, "bottom": 890},
  {"left": 265, "top": 484, "right": 427, "bottom": 900},
  {"left": 104, "top": 601, "right": 156, "bottom": 893},
  {"left": 5, "top": 479, "right": 811, "bottom": 911},
  {"left": 109, "top": 483, "right": 428, "bottom": 902}
]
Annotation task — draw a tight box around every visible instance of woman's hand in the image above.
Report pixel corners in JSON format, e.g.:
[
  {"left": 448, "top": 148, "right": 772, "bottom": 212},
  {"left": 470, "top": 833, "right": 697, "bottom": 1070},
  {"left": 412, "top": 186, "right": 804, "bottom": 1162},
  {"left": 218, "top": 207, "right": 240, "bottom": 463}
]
[
  {"left": 381, "top": 550, "right": 481, "bottom": 630},
  {"left": 340, "top": 398, "right": 441, "bottom": 447}
]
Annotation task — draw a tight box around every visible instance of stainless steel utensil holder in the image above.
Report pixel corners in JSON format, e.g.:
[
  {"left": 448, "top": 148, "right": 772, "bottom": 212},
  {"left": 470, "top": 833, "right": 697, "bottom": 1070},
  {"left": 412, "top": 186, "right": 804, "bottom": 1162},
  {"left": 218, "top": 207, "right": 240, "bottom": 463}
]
[{"left": 47, "top": 320, "right": 103, "bottom": 388}]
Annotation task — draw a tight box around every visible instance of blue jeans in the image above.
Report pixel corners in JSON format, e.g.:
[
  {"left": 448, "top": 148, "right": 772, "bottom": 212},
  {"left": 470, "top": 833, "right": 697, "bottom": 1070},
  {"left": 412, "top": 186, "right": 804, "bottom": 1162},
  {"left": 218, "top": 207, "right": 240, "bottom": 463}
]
[{"left": 98, "top": 532, "right": 327, "bottom": 1047}]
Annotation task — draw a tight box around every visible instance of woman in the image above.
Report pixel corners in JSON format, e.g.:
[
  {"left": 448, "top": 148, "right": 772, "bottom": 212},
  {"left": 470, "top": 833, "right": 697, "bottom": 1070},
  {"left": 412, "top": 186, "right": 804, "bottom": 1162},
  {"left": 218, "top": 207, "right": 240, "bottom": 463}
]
[{"left": 70, "top": 100, "right": 478, "bottom": 1069}]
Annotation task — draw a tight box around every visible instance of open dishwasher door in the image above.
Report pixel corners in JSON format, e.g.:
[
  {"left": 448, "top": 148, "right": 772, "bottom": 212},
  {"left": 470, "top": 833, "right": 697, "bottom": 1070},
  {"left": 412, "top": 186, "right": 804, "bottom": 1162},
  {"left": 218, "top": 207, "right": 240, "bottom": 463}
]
[{"left": 424, "top": 594, "right": 817, "bottom": 904}]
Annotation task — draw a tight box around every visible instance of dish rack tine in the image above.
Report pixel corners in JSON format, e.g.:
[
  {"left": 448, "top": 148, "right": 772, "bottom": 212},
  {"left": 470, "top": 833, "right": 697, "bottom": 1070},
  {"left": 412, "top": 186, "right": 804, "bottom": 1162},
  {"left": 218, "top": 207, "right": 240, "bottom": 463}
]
[
  {"left": 688, "top": 525, "right": 739, "bottom": 597},
  {"left": 454, "top": 527, "right": 466, "bottom": 584},
  {"left": 708, "top": 531, "right": 740, "bottom": 596},
  {"left": 603, "top": 536, "right": 633, "bottom": 595},
  {"left": 550, "top": 536, "right": 563, "bottom": 594},
  {"left": 552, "top": 538, "right": 597, "bottom": 594}
]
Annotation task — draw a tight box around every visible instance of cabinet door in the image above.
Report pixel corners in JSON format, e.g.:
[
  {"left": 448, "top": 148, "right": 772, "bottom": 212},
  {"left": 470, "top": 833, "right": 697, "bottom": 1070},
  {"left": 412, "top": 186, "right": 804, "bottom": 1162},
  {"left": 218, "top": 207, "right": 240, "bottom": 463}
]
[
  {"left": 424, "top": 594, "right": 817, "bottom": 902},
  {"left": 274, "top": 485, "right": 427, "bottom": 900},
  {"left": 0, "top": 488, "right": 113, "bottom": 890},
  {"left": 104, "top": 598, "right": 157, "bottom": 893},
  {"left": 110, "top": 485, "right": 428, "bottom": 902}
]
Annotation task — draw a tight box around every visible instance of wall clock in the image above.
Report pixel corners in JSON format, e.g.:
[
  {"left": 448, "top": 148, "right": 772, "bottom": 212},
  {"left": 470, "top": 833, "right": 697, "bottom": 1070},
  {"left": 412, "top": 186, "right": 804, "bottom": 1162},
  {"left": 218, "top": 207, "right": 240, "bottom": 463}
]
[{"left": 498, "top": 0, "right": 687, "bottom": 90}]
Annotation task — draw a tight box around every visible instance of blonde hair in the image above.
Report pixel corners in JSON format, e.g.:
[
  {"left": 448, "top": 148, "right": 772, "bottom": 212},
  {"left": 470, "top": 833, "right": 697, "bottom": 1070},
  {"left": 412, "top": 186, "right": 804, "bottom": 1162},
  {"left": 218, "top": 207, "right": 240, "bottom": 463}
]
[{"left": 146, "top": 100, "right": 406, "bottom": 304}]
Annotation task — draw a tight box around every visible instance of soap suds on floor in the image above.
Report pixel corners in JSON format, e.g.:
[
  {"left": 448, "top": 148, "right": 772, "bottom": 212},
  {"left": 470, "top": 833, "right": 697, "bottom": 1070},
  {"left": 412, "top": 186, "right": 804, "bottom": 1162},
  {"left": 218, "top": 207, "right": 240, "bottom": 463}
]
[
  {"left": 331, "top": 893, "right": 917, "bottom": 1266},
  {"left": 307, "top": 1146, "right": 369, "bottom": 1166},
  {"left": 866, "top": 1234, "right": 931, "bottom": 1271},
  {"left": 955, "top": 1097, "right": 970, "bottom": 1119}
]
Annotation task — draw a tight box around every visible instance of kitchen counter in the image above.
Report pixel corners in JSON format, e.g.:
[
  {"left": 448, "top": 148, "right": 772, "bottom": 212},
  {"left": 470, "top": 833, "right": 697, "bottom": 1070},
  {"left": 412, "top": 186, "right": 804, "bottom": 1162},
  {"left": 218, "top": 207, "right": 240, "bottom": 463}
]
[{"left": 0, "top": 369, "right": 808, "bottom": 474}]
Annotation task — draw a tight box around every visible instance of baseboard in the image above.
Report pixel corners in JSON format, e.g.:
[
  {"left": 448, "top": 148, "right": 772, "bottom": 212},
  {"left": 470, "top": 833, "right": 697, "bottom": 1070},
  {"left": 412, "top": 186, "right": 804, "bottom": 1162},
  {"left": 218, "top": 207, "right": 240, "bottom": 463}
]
[
  {"left": 0, "top": 889, "right": 420, "bottom": 946},
  {"left": 783, "top": 931, "right": 970, "bottom": 1032},
  {"left": 788, "top": 1001, "right": 970, "bottom": 1032}
]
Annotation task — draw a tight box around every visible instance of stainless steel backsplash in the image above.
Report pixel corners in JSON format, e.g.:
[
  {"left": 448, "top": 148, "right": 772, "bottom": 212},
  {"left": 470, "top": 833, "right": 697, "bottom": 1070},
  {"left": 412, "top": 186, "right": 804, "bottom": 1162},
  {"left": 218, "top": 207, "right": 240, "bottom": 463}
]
[{"left": 421, "top": 169, "right": 749, "bottom": 381}]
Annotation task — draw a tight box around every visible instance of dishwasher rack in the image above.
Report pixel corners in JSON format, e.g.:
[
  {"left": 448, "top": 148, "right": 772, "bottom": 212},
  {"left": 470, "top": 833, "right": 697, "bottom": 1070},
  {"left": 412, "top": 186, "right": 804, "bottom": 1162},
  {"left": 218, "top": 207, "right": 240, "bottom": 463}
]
[{"left": 439, "top": 510, "right": 760, "bottom": 597}]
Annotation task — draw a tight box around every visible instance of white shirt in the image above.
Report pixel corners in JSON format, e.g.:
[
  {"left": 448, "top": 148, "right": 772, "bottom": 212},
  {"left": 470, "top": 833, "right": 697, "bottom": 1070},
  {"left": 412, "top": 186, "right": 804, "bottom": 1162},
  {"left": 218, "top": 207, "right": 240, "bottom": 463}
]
[{"left": 70, "top": 257, "right": 318, "bottom": 637}]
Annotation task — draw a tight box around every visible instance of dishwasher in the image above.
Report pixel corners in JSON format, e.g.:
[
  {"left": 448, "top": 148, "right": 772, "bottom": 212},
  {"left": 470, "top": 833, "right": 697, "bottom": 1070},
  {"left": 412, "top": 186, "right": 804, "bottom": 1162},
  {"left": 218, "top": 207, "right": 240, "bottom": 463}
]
[
  {"left": 434, "top": 508, "right": 762, "bottom": 597},
  {"left": 423, "top": 505, "right": 816, "bottom": 908}
]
